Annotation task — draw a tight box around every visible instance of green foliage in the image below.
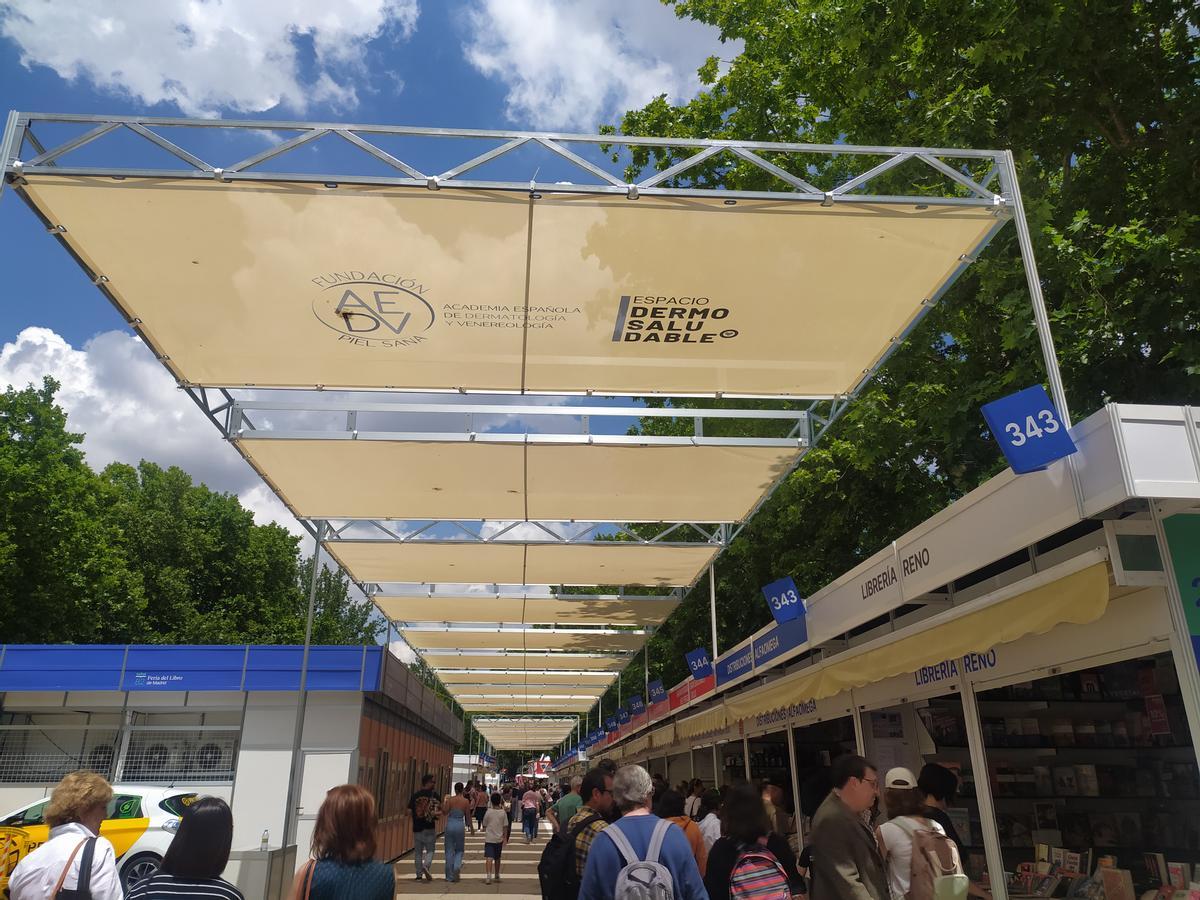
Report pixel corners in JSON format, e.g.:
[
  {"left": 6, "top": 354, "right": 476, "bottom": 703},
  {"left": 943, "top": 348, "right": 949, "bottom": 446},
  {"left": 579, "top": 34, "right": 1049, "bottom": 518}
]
[
  {"left": 598, "top": 0, "right": 1199, "bottom": 706},
  {"left": 0, "top": 378, "right": 380, "bottom": 646}
]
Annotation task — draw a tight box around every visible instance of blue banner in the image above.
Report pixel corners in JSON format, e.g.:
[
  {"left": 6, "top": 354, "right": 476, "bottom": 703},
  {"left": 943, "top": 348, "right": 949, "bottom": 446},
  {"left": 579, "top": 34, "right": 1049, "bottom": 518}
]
[
  {"left": 648, "top": 680, "right": 667, "bottom": 704},
  {"left": 685, "top": 647, "right": 712, "bottom": 679},
  {"left": 617, "top": 707, "right": 631, "bottom": 724},
  {"left": 715, "top": 643, "right": 754, "bottom": 686},
  {"left": 629, "top": 695, "right": 645, "bottom": 716},
  {"left": 761, "top": 576, "right": 804, "bottom": 624},
  {"left": 981, "top": 385, "right": 1077, "bottom": 474},
  {"left": 753, "top": 614, "right": 809, "bottom": 669},
  {"left": 605, "top": 716, "right": 618, "bottom": 732}
]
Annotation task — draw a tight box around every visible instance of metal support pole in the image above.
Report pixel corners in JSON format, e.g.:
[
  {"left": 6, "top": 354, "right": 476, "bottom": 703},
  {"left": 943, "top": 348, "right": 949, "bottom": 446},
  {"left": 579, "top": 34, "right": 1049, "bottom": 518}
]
[
  {"left": 852, "top": 705, "right": 866, "bottom": 756},
  {"left": 283, "top": 520, "right": 326, "bottom": 848},
  {"left": 785, "top": 725, "right": 802, "bottom": 844},
  {"left": 1002, "top": 150, "right": 1072, "bottom": 428},
  {"left": 713, "top": 745, "right": 721, "bottom": 788},
  {"left": 961, "top": 683, "right": 1007, "bottom": 900},
  {"left": 709, "top": 565, "right": 719, "bottom": 662},
  {"left": 644, "top": 646, "right": 650, "bottom": 705},
  {"left": 689, "top": 748, "right": 695, "bottom": 781},
  {"left": 742, "top": 735, "right": 751, "bottom": 781}
]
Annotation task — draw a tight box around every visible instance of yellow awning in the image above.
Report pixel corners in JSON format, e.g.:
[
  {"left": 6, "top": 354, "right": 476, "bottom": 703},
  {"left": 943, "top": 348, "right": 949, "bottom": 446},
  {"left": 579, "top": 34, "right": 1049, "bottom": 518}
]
[
  {"left": 648, "top": 724, "right": 676, "bottom": 749},
  {"left": 676, "top": 705, "right": 729, "bottom": 740},
  {"left": 726, "top": 561, "right": 1111, "bottom": 721},
  {"left": 400, "top": 628, "right": 648, "bottom": 653}
]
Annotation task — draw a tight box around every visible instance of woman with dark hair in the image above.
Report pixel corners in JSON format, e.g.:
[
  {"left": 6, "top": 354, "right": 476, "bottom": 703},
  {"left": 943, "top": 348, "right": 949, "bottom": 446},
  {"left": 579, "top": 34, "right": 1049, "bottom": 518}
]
[
  {"left": 656, "top": 789, "right": 708, "bottom": 875},
  {"left": 704, "top": 783, "right": 804, "bottom": 900},
  {"left": 287, "top": 784, "right": 394, "bottom": 900},
  {"left": 441, "top": 782, "right": 471, "bottom": 882},
  {"left": 697, "top": 789, "right": 722, "bottom": 851},
  {"left": 127, "top": 797, "right": 243, "bottom": 899}
]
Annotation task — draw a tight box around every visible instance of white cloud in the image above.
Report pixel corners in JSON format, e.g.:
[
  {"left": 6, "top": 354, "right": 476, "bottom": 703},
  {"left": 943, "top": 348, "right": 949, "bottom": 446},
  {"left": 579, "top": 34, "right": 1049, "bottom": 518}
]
[
  {"left": 0, "top": 326, "right": 306, "bottom": 536},
  {"left": 462, "top": 0, "right": 732, "bottom": 130},
  {"left": 389, "top": 639, "right": 418, "bottom": 664},
  {"left": 0, "top": 0, "right": 419, "bottom": 116}
]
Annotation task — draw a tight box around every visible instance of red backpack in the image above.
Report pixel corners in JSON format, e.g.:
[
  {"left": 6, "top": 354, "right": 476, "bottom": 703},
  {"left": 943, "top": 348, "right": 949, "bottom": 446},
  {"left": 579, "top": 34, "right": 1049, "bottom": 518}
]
[{"left": 730, "top": 837, "right": 792, "bottom": 900}]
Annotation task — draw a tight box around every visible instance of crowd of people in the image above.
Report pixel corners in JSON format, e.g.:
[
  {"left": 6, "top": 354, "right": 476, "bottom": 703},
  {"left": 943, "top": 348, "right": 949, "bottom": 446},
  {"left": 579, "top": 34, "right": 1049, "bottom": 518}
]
[
  {"left": 6, "top": 754, "right": 979, "bottom": 900},
  {"left": 6, "top": 771, "right": 395, "bottom": 900}
]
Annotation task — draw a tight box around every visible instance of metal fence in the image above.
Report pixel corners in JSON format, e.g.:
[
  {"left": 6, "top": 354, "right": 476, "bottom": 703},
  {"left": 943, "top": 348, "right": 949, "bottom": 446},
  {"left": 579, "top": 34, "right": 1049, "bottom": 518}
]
[{"left": 0, "top": 725, "right": 240, "bottom": 784}]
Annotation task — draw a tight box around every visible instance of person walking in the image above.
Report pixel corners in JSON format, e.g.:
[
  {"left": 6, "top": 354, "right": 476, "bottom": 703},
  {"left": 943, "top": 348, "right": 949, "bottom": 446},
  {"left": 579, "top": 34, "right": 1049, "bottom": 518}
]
[
  {"left": 705, "top": 782, "right": 803, "bottom": 900},
  {"left": 548, "top": 775, "right": 584, "bottom": 833},
  {"left": 474, "top": 783, "right": 490, "bottom": 834},
  {"left": 288, "top": 784, "right": 394, "bottom": 900},
  {"left": 441, "top": 782, "right": 471, "bottom": 882},
  {"left": 8, "top": 770, "right": 122, "bottom": 900},
  {"left": 521, "top": 783, "right": 541, "bottom": 843},
  {"left": 565, "top": 768, "right": 615, "bottom": 884},
  {"left": 696, "top": 789, "right": 722, "bottom": 852},
  {"left": 482, "top": 792, "right": 509, "bottom": 884},
  {"left": 655, "top": 789, "right": 708, "bottom": 876},
  {"left": 808, "top": 755, "right": 888, "bottom": 900},
  {"left": 126, "top": 797, "right": 243, "bottom": 899},
  {"left": 683, "top": 780, "right": 705, "bottom": 820},
  {"left": 406, "top": 773, "right": 439, "bottom": 882},
  {"left": 579, "top": 765, "right": 706, "bottom": 900}
]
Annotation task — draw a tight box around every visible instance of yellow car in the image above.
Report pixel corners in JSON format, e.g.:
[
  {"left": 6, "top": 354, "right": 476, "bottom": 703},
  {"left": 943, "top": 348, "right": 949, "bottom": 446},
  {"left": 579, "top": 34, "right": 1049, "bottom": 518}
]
[{"left": 0, "top": 786, "right": 199, "bottom": 893}]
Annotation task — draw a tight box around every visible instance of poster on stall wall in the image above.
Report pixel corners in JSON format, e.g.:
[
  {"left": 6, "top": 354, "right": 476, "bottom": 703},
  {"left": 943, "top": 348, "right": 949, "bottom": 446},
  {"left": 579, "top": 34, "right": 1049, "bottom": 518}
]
[{"left": 1162, "top": 514, "right": 1200, "bottom": 675}]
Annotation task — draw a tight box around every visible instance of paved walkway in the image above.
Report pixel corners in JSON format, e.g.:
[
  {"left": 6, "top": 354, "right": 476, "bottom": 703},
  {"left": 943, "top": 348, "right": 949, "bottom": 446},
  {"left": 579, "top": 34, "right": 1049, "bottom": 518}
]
[{"left": 395, "top": 818, "right": 550, "bottom": 899}]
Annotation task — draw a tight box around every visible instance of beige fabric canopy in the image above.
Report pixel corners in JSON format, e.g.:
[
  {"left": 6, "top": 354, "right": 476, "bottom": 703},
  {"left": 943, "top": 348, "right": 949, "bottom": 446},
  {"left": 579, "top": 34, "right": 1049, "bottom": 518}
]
[
  {"left": 399, "top": 627, "right": 648, "bottom": 653},
  {"left": 474, "top": 717, "right": 578, "bottom": 750},
  {"left": 240, "top": 439, "right": 800, "bottom": 523},
  {"left": 436, "top": 671, "right": 617, "bottom": 687},
  {"left": 420, "top": 652, "right": 627, "bottom": 671},
  {"left": 327, "top": 540, "right": 720, "bottom": 587},
  {"left": 452, "top": 684, "right": 608, "bottom": 698},
  {"left": 375, "top": 595, "right": 679, "bottom": 626},
  {"left": 21, "top": 177, "right": 999, "bottom": 397}
]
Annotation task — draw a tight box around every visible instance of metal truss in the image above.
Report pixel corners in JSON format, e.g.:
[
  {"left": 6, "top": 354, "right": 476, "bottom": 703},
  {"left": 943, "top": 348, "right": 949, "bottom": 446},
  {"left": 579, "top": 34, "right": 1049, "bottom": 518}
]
[
  {"left": 368, "top": 589, "right": 682, "bottom": 601},
  {"left": 3, "top": 111, "right": 1007, "bottom": 207},
  {"left": 321, "top": 519, "right": 728, "bottom": 546},
  {"left": 223, "top": 398, "right": 811, "bottom": 445}
]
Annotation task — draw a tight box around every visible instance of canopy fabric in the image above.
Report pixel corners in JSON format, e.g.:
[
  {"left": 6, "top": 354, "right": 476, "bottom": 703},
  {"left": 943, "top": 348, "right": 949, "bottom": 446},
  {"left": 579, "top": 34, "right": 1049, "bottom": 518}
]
[
  {"left": 21, "top": 177, "right": 1000, "bottom": 397},
  {"left": 435, "top": 671, "right": 617, "bottom": 686},
  {"left": 375, "top": 595, "right": 680, "bottom": 626},
  {"left": 449, "top": 684, "right": 608, "bottom": 698},
  {"left": 327, "top": 540, "right": 720, "bottom": 587},
  {"left": 399, "top": 628, "right": 648, "bottom": 653},
  {"left": 240, "top": 439, "right": 801, "bottom": 523},
  {"left": 460, "top": 698, "right": 594, "bottom": 712},
  {"left": 725, "top": 561, "right": 1111, "bottom": 721},
  {"left": 676, "top": 705, "right": 730, "bottom": 741},
  {"left": 420, "top": 652, "right": 627, "bottom": 671},
  {"left": 474, "top": 717, "right": 578, "bottom": 749},
  {"left": 648, "top": 724, "right": 676, "bottom": 749}
]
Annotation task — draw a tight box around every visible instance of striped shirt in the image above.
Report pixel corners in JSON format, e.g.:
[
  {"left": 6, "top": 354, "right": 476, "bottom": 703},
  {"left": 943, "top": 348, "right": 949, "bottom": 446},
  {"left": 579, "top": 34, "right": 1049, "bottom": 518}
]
[{"left": 126, "top": 873, "right": 245, "bottom": 900}]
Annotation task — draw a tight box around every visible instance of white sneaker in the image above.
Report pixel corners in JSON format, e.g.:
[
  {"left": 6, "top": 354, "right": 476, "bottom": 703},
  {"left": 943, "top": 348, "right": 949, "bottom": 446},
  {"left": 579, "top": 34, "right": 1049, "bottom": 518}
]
[{"left": 486, "top": 874, "right": 492, "bottom": 884}]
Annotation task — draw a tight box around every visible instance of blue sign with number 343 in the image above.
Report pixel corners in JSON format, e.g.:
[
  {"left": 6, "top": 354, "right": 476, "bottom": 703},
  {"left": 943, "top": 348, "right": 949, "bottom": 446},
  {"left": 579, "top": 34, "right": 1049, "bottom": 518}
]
[
  {"left": 761, "top": 576, "right": 804, "bottom": 625},
  {"left": 981, "top": 385, "right": 1078, "bottom": 474}
]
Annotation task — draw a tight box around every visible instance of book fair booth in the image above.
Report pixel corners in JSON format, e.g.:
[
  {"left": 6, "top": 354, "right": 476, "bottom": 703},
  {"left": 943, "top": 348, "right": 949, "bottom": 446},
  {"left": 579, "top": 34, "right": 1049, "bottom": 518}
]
[
  {"left": 591, "top": 403, "right": 1200, "bottom": 900},
  {"left": 3, "top": 112, "right": 1199, "bottom": 900}
]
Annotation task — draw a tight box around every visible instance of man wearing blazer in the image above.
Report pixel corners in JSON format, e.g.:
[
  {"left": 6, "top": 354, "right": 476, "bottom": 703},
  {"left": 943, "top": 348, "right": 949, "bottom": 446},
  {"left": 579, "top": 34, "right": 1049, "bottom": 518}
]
[{"left": 808, "top": 755, "right": 889, "bottom": 900}]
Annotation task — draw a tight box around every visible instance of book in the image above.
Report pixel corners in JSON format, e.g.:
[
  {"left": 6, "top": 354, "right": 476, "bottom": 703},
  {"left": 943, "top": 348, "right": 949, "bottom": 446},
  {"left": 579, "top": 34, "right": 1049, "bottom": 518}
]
[
  {"left": 1052, "top": 847, "right": 1067, "bottom": 868},
  {"left": 1060, "top": 812, "right": 1092, "bottom": 848},
  {"left": 1065, "top": 852, "right": 1083, "bottom": 875},
  {"left": 1168, "top": 864, "right": 1188, "bottom": 891},
  {"left": 1076, "top": 764, "right": 1101, "bottom": 797},
  {"left": 1145, "top": 854, "right": 1169, "bottom": 887},
  {"left": 1089, "top": 813, "right": 1119, "bottom": 847},
  {"left": 1055, "top": 765, "right": 1080, "bottom": 795},
  {"left": 1034, "top": 801, "right": 1061, "bottom": 830},
  {"left": 1079, "top": 671, "right": 1103, "bottom": 696},
  {"left": 1113, "top": 811, "right": 1142, "bottom": 847},
  {"left": 1098, "top": 867, "right": 1135, "bottom": 900}
]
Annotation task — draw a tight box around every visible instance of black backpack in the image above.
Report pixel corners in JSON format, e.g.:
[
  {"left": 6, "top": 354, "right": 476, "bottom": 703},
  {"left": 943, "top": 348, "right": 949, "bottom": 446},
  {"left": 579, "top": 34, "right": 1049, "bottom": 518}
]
[{"left": 538, "top": 812, "right": 602, "bottom": 900}]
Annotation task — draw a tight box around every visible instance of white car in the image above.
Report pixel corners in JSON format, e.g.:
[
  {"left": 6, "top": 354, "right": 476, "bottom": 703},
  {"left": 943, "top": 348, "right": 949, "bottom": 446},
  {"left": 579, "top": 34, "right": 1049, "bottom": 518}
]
[{"left": 0, "top": 784, "right": 202, "bottom": 893}]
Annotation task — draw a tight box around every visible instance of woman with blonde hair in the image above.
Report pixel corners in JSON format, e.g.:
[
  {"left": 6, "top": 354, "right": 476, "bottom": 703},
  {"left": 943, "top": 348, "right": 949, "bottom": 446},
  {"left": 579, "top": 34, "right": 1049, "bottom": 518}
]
[
  {"left": 288, "top": 784, "right": 394, "bottom": 900},
  {"left": 8, "top": 770, "right": 123, "bottom": 899}
]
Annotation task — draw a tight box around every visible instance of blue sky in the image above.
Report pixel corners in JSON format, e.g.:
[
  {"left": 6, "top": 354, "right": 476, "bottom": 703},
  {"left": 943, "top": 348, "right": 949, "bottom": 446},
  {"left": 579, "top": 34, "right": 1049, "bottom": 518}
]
[{"left": 0, "top": 0, "right": 729, "bottom": 532}]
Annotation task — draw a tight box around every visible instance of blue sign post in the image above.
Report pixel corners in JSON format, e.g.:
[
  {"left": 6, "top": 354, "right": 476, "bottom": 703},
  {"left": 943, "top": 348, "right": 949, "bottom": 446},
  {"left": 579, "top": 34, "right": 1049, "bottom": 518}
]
[
  {"left": 981, "top": 385, "right": 1077, "bottom": 474},
  {"left": 605, "top": 716, "right": 618, "bottom": 732},
  {"left": 761, "top": 576, "right": 804, "bottom": 624},
  {"left": 685, "top": 647, "right": 713, "bottom": 679},
  {"left": 629, "top": 695, "right": 645, "bottom": 716},
  {"left": 617, "top": 707, "right": 631, "bottom": 725},
  {"left": 648, "top": 680, "right": 667, "bottom": 704}
]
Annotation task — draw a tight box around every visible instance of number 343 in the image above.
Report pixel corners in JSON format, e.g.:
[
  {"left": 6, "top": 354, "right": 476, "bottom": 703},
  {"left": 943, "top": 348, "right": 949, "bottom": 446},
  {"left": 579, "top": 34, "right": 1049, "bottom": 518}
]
[
  {"left": 769, "top": 588, "right": 800, "bottom": 611},
  {"left": 1004, "top": 410, "right": 1060, "bottom": 446}
]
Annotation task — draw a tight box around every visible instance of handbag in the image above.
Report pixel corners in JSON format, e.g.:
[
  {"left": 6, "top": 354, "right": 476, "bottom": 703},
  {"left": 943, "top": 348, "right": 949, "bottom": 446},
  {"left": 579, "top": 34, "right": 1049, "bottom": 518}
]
[
  {"left": 289, "top": 859, "right": 316, "bottom": 900},
  {"left": 52, "top": 837, "right": 96, "bottom": 899}
]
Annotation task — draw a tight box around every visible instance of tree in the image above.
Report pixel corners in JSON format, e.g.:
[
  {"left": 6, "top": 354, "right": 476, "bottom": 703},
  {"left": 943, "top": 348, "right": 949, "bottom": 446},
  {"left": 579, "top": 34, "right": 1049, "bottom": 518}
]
[
  {"left": 0, "top": 378, "right": 145, "bottom": 642},
  {"left": 595, "top": 0, "right": 1200, "bottom": 704},
  {"left": 0, "top": 379, "right": 381, "bottom": 646}
]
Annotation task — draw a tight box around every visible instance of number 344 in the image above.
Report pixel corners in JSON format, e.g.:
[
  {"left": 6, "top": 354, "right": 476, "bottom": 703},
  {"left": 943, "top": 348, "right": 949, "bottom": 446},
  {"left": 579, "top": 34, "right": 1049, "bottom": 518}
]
[{"left": 1004, "top": 410, "right": 1060, "bottom": 446}]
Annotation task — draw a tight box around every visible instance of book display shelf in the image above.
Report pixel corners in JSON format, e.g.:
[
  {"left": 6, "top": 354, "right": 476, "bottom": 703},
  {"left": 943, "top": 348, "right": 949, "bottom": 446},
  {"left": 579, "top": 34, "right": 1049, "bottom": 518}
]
[{"left": 918, "top": 653, "right": 1199, "bottom": 897}]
